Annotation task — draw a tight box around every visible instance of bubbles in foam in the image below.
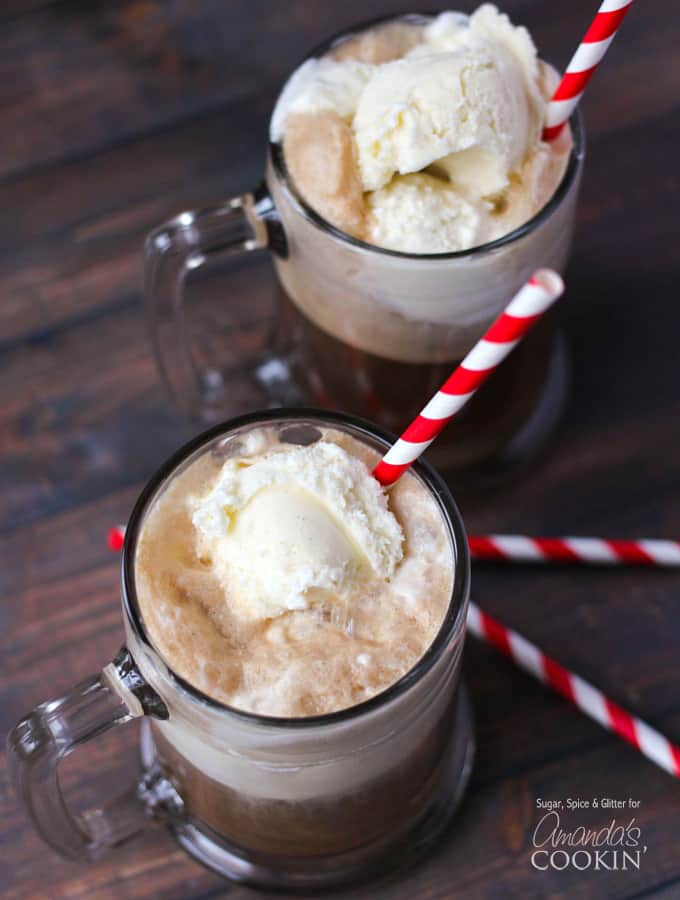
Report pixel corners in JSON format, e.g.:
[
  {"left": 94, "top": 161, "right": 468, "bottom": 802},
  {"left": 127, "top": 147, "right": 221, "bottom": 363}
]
[
  {"left": 211, "top": 437, "right": 245, "bottom": 461},
  {"left": 211, "top": 429, "right": 269, "bottom": 461},
  {"left": 278, "top": 423, "right": 323, "bottom": 446}
]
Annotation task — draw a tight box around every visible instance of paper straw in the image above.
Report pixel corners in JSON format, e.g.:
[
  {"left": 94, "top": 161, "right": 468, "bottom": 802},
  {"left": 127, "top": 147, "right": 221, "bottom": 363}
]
[
  {"left": 373, "top": 270, "right": 564, "bottom": 487},
  {"left": 110, "top": 525, "right": 680, "bottom": 569},
  {"left": 108, "top": 526, "right": 126, "bottom": 552},
  {"left": 469, "top": 535, "right": 680, "bottom": 567},
  {"left": 468, "top": 602, "right": 680, "bottom": 777},
  {"left": 543, "top": 0, "right": 635, "bottom": 141},
  {"left": 106, "top": 525, "right": 679, "bottom": 776}
]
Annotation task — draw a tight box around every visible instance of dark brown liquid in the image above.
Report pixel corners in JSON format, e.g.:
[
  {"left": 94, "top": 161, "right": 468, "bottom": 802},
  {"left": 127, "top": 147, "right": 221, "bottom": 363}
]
[
  {"left": 278, "top": 289, "right": 564, "bottom": 482},
  {"left": 151, "top": 687, "right": 460, "bottom": 858}
]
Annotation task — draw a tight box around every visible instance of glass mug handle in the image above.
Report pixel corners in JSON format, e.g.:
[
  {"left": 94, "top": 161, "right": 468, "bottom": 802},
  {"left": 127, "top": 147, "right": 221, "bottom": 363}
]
[
  {"left": 144, "top": 184, "right": 293, "bottom": 422},
  {"left": 7, "top": 647, "right": 181, "bottom": 861}
]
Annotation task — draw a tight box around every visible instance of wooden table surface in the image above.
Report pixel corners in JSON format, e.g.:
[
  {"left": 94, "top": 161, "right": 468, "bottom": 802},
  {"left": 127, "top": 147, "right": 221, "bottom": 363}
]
[{"left": 2, "top": 1, "right": 679, "bottom": 898}]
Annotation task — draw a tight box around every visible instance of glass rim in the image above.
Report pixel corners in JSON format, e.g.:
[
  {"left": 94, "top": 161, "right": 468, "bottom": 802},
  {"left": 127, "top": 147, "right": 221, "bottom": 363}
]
[
  {"left": 121, "top": 408, "right": 471, "bottom": 729},
  {"left": 268, "top": 10, "right": 585, "bottom": 261}
]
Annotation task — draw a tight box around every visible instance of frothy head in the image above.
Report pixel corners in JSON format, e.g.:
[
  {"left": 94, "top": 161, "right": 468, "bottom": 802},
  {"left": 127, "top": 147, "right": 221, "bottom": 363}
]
[{"left": 133, "top": 423, "right": 454, "bottom": 717}]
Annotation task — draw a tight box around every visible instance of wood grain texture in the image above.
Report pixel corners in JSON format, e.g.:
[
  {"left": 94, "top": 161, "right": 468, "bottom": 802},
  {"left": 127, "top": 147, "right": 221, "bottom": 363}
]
[{"left": 2, "top": 1, "right": 680, "bottom": 898}]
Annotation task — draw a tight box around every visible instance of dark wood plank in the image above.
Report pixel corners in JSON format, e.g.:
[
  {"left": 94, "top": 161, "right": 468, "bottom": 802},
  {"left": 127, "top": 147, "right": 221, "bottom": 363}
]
[
  {"left": 3, "top": 0, "right": 680, "bottom": 897},
  {"left": 1, "top": 1, "right": 56, "bottom": 19},
  {"left": 0, "top": 254, "right": 279, "bottom": 538},
  {"left": 0, "top": 93, "right": 270, "bottom": 346}
]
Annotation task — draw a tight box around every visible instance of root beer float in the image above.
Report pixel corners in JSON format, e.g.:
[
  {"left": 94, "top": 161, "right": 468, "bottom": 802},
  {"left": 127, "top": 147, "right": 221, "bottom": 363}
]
[
  {"left": 132, "top": 417, "right": 471, "bottom": 860},
  {"left": 265, "top": 5, "right": 581, "bottom": 476}
]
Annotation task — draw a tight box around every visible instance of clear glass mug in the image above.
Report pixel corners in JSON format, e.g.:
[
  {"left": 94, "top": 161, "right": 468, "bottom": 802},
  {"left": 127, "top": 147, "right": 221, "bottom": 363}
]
[
  {"left": 145, "top": 13, "right": 585, "bottom": 483},
  {"left": 7, "top": 410, "right": 473, "bottom": 890}
]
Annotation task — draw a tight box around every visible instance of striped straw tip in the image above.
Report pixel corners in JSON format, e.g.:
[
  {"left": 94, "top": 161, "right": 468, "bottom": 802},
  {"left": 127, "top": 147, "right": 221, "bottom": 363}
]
[
  {"left": 542, "top": 0, "right": 634, "bottom": 141},
  {"left": 107, "top": 526, "right": 125, "bottom": 552},
  {"left": 531, "top": 269, "right": 564, "bottom": 298}
]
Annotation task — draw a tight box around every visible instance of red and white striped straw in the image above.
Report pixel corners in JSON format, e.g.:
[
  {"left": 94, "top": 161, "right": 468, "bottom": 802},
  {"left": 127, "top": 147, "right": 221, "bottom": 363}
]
[
  {"left": 373, "top": 270, "right": 564, "bottom": 487},
  {"left": 543, "top": 0, "right": 635, "bottom": 142},
  {"left": 468, "top": 601, "right": 680, "bottom": 777},
  {"left": 109, "top": 524, "right": 680, "bottom": 569},
  {"left": 106, "top": 525, "right": 679, "bottom": 776},
  {"left": 469, "top": 535, "right": 680, "bottom": 567}
]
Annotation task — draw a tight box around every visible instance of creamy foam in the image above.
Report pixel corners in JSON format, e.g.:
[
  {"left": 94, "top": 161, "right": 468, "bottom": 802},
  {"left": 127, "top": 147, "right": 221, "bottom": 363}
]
[{"left": 134, "top": 425, "right": 453, "bottom": 717}]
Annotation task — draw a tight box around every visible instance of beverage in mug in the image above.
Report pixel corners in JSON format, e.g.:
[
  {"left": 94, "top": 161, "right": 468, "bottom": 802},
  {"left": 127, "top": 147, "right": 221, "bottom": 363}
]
[
  {"left": 145, "top": 6, "right": 584, "bottom": 480},
  {"left": 8, "top": 411, "right": 473, "bottom": 889}
]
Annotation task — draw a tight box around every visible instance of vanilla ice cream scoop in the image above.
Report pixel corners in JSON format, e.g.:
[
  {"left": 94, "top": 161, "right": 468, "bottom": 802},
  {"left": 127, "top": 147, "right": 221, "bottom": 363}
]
[
  {"left": 190, "top": 441, "right": 403, "bottom": 620},
  {"left": 270, "top": 57, "right": 374, "bottom": 141},
  {"left": 353, "top": 43, "right": 535, "bottom": 194},
  {"left": 368, "top": 173, "right": 491, "bottom": 253}
]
